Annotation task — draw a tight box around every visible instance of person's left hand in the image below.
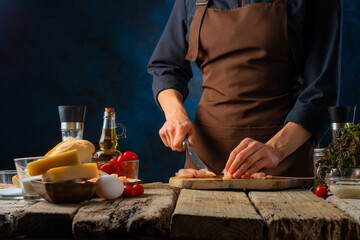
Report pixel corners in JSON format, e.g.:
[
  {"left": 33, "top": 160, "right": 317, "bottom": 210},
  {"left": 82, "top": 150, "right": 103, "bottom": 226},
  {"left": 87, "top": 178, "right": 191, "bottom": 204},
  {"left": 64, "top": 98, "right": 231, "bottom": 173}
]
[{"left": 224, "top": 137, "right": 281, "bottom": 179}]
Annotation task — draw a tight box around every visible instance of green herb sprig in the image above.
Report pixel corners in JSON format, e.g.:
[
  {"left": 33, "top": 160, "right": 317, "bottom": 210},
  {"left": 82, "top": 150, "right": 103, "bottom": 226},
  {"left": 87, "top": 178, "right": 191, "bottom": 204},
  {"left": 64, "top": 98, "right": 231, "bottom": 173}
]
[{"left": 319, "top": 123, "right": 360, "bottom": 168}]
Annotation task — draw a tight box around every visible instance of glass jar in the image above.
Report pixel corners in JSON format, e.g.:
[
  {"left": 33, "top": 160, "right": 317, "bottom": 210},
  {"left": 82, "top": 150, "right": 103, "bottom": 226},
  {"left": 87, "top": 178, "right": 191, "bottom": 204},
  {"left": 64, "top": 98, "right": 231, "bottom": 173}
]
[{"left": 313, "top": 148, "right": 325, "bottom": 186}]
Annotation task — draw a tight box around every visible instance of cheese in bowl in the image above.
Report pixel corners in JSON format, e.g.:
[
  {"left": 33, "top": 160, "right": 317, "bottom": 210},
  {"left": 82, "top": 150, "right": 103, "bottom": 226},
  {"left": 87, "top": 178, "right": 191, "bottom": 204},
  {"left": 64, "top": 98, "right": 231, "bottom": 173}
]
[{"left": 27, "top": 140, "right": 99, "bottom": 203}]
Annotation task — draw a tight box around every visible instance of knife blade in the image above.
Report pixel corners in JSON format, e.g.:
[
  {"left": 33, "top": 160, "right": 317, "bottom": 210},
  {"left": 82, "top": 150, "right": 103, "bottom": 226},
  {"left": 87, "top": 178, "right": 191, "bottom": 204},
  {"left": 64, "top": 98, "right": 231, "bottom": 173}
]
[{"left": 182, "top": 138, "right": 208, "bottom": 170}]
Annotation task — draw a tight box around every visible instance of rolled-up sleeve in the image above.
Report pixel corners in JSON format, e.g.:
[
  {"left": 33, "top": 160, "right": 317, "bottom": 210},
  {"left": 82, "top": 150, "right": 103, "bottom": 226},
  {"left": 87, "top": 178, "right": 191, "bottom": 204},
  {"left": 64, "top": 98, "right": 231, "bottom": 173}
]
[
  {"left": 148, "top": 0, "right": 192, "bottom": 106},
  {"left": 285, "top": 0, "right": 342, "bottom": 146}
]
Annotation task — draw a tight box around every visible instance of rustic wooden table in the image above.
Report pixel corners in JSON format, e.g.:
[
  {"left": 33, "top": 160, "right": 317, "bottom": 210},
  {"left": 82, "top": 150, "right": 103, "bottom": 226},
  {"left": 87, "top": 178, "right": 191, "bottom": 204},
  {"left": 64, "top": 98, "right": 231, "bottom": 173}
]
[{"left": 1, "top": 183, "right": 359, "bottom": 239}]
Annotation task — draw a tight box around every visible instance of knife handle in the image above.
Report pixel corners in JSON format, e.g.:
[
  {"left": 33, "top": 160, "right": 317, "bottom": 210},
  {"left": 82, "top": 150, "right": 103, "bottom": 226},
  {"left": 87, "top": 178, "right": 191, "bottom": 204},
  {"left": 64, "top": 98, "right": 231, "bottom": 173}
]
[{"left": 182, "top": 138, "right": 190, "bottom": 150}]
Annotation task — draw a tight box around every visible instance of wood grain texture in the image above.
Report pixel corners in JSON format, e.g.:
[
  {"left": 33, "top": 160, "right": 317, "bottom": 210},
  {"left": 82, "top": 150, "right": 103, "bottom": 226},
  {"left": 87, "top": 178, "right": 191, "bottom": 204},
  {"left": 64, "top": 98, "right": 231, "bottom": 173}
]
[
  {"left": 0, "top": 200, "right": 35, "bottom": 238},
  {"left": 171, "top": 189, "right": 264, "bottom": 240},
  {"left": 16, "top": 201, "right": 84, "bottom": 237},
  {"left": 249, "top": 190, "right": 359, "bottom": 240},
  {"left": 72, "top": 184, "right": 178, "bottom": 239},
  {"left": 169, "top": 176, "right": 314, "bottom": 190},
  {"left": 326, "top": 195, "right": 360, "bottom": 227}
]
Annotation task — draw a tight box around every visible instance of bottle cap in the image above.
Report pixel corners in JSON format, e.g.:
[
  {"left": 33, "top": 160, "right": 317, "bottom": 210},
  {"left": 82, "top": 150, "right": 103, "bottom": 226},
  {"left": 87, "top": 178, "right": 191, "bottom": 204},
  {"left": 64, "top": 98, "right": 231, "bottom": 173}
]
[
  {"left": 58, "top": 106, "right": 87, "bottom": 123},
  {"left": 104, "top": 108, "right": 115, "bottom": 117}
]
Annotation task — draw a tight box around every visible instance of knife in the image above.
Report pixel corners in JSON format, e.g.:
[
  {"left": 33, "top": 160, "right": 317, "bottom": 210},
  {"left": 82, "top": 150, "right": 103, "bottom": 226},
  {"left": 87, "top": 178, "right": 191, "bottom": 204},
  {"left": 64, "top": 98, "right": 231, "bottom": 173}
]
[{"left": 182, "top": 138, "right": 208, "bottom": 170}]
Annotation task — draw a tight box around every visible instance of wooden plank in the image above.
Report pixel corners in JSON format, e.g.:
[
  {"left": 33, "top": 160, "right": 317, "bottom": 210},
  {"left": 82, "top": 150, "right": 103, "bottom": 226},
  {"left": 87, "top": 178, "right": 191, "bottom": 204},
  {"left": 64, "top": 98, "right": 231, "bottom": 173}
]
[
  {"left": 0, "top": 200, "right": 35, "bottom": 238},
  {"left": 249, "top": 190, "right": 360, "bottom": 240},
  {"left": 326, "top": 195, "right": 360, "bottom": 226},
  {"left": 169, "top": 176, "right": 313, "bottom": 190},
  {"left": 72, "top": 184, "right": 178, "bottom": 239},
  {"left": 171, "top": 189, "right": 264, "bottom": 240},
  {"left": 16, "top": 201, "right": 84, "bottom": 237}
]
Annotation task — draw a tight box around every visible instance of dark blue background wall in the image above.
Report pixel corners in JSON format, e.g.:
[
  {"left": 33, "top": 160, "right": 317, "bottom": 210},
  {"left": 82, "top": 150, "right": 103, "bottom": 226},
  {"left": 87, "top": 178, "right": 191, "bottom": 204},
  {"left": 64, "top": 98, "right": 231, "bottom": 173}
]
[{"left": 0, "top": 0, "right": 359, "bottom": 183}]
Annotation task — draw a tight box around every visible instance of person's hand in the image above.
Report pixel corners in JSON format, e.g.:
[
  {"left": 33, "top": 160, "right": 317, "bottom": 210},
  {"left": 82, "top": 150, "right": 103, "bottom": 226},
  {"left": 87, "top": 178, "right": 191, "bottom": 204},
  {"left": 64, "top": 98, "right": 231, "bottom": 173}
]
[
  {"left": 159, "top": 115, "right": 195, "bottom": 151},
  {"left": 157, "top": 89, "right": 196, "bottom": 151},
  {"left": 224, "top": 138, "right": 282, "bottom": 179}
]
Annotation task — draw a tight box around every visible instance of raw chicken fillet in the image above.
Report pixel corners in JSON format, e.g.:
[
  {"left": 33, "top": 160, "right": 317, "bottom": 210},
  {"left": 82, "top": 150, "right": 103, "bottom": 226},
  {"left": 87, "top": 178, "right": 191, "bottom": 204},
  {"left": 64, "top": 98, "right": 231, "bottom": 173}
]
[
  {"left": 222, "top": 170, "right": 271, "bottom": 180},
  {"left": 176, "top": 169, "right": 216, "bottom": 178}
]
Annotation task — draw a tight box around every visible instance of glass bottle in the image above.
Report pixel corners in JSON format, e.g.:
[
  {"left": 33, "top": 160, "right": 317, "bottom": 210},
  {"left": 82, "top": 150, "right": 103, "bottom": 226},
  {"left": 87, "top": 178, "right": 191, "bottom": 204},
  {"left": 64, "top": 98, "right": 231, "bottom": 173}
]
[{"left": 91, "top": 108, "right": 126, "bottom": 163}]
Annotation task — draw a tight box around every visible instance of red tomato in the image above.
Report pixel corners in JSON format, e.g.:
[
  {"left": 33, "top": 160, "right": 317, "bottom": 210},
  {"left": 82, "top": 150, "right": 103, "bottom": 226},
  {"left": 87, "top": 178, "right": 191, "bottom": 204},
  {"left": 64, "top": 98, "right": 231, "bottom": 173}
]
[
  {"left": 128, "top": 163, "right": 136, "bottom": 178},
  {"left": 117, "top": 155, "right": 128, "bottom": 162},
  {"left": 120, "top": 161, "right": 130, "bottom": 174},
  {"left": 122, "top": 185, "right": 138, "bottom": 198},
  {"left": 133, "top": 184, "right": 144, "bottom": 197},
  {"left": 109, "top": 158, "right": 118, "bottom": 163},
  {"left": 315, "top": 185, "right": 328, "bottom": 198},
  {"left": 123, "top": 151, "right": 138, "bottom": 160},
  {"left": 129, "top": 189, "right": 138, "bottom": 198},
  {"left": 122, "top": 185, "right": 133, "bottom": 198},
  {"left": 113, "top": 166, "right": 124, "bottom": 176},
  {"left": 99, "top": 163, "right": 117, "bottom": 174}
]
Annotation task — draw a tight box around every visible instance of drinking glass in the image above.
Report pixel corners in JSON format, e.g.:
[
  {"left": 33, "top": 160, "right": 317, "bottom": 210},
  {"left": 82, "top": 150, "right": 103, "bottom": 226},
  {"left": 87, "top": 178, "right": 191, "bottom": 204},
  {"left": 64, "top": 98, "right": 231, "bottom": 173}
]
[{"left": 14, "top": 157, "right": 42, "bottom": 201}]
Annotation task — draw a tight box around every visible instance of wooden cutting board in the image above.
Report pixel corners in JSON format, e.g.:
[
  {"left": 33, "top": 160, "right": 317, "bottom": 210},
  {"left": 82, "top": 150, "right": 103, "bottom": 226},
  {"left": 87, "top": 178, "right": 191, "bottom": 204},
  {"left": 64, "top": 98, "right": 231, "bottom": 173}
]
[{"left": 169, "top": 176, "right": 314, "bottom": 190}]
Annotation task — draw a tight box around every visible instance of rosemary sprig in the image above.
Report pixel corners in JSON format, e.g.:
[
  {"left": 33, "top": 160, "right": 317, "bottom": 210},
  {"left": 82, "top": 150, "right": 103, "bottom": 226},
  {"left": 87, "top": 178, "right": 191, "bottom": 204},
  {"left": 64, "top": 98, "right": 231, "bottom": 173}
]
[{"left": 318, "top": 123, "right": 360, "bottom": 168}]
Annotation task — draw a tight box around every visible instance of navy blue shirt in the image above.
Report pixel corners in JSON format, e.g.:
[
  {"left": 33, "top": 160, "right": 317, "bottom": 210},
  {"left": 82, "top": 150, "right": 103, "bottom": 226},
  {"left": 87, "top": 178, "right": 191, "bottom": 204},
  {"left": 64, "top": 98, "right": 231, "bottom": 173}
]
[{"left": 148, "top": 0, "right": 342, "bottom": 146}]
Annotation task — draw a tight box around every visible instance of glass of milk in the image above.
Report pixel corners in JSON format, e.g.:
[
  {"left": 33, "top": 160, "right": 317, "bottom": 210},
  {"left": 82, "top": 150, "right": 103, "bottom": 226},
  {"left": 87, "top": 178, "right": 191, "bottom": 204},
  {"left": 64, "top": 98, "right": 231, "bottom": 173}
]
[{"left": 14, "top": 157, "right": 42, "bottom": 201}]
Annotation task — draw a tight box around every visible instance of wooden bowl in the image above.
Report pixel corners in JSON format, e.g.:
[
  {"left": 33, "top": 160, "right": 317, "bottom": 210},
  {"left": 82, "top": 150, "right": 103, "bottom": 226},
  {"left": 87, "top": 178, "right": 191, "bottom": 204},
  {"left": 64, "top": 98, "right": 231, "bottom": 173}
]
[{"left": 31, "top": 179, "right": 96, "bottom": 204}]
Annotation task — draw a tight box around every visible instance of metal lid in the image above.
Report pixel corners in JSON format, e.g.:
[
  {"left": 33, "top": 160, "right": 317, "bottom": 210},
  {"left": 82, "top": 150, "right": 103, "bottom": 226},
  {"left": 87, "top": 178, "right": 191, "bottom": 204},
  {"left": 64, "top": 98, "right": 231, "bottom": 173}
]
[
  {"left": 314, "top": 148, "right": 325, "bottom": 156},
  {"left": 58, "top": 106, "right": 86, "bottom": 122},
  {"left": 328, "top": 106, "right": 356, "bottom": 123}
]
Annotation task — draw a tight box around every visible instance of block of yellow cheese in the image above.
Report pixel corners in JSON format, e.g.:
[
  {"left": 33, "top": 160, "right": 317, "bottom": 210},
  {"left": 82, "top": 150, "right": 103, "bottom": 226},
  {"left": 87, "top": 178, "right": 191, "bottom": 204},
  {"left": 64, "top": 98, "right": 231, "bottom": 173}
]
[
  {"left": 12, "top": 175, "right": 20, "bottom": 188},
  {"left": 42, "top": 164, "right": 99, "bottom": 183},
  {"left": 28, "top": 149, "right": 80, "bottom": 176}
]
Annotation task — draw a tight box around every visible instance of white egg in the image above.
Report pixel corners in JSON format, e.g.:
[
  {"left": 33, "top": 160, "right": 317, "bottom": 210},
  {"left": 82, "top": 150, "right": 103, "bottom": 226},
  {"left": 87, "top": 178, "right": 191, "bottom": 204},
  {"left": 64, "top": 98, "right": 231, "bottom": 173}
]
[{"left": 96, "top": 175, "right": 124, "bottom": 200}]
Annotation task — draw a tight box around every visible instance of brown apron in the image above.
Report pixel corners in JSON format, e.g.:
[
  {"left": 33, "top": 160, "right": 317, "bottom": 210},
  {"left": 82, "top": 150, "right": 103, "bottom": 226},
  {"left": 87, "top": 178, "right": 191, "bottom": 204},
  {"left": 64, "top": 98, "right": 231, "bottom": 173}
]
[{"left": 184, "top": 0, "right": 313, "bottom": 177}]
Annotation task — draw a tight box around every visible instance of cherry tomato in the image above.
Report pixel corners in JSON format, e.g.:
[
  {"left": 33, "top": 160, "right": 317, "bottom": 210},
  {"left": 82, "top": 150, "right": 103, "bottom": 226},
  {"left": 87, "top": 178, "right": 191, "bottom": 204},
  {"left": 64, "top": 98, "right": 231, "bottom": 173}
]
[
  {"left": 315, "top": 185, "right": 328, "bottom": 198},
  {"left": 123, "top": 151, "right": 138, "bottom": 160},
  {"left": 122, "top": 185, "right": 133, "bottom": 198},
  {"left": 109, "top": 158, "right": 118, "bottom": 163},
  {"left": 133, "top": 184, "right": 144, "bottom": 197},
  {"left": 99, "top": 163, "right": 117, "bottom": 174},
  {"left": 120, "top": 161, "right": 130, "bottom": 172},
  {"left": 129, "top": 189, "right": 138, "bottom": 198},
  {"left": 128, "top": 163, "right": 136, "bottom": 178},
  {"left": 117, "top": 155, "right": 128, "bottom": 162},
  {"left": 113, "top": 166, "right": 124, "bottom": 176}
]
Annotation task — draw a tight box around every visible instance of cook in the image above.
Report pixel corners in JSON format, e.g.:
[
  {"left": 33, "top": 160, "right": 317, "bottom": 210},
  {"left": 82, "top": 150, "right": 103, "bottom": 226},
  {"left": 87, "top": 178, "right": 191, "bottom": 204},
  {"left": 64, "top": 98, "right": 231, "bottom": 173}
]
[{"left": 148, "top": 0, "right": 341, "bottom": 178}]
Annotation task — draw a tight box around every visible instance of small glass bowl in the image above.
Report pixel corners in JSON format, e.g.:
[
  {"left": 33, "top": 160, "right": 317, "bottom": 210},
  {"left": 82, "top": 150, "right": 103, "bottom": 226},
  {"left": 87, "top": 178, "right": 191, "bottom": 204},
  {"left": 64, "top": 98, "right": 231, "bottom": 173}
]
[
  {"left": 97, "top": 160, "right": 139, "bottom": 179},
  {"left": 325, "top": 168, "right": 360, "bottom": 199},
  {"left": 0, "top": 170, "right": 23, "bottom": 200},
  {"left": 114, "top": 160, "right": 139, "bottom": 179}
]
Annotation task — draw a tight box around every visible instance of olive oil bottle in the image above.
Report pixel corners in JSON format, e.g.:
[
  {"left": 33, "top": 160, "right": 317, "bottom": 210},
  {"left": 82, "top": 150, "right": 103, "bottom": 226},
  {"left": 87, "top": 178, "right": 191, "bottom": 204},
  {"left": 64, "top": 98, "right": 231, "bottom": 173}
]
[{"left": 91, "top": 108, "right": 126, "bottom": 163}]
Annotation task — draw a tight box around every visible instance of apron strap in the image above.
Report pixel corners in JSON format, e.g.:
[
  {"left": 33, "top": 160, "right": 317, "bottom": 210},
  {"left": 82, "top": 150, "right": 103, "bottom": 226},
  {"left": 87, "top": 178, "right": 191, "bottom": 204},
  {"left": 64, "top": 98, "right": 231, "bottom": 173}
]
[{"left": 185, "top": 0, "right": 209, "bottom": 61}]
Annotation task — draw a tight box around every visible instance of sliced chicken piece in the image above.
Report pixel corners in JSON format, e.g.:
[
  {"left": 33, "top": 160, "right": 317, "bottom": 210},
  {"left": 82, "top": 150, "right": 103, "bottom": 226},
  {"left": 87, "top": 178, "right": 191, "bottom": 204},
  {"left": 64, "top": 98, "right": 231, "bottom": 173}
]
[
  {"left": 222, "top": 170, "right": 233, "bottom": 180},
  {"left": 193, "top": 169, "right": 207, "bottom": 178},
  {"left": 118, "top": 176, "right": 141, "bottom": 183},
  {"left": 200, "top": 169, "right": 216, "bottom": 178},
  {"left": 193, "top": 169, "right": 216, "bottom": 178},
  {"left": 250, "top": 172, "right": 266, "bottom": 179},
  {"left": 118, "top": 176, "right": 128, "bottom": 183},
  {"left": 176, "top": 169, "right": 197, "bottom": 178},
  {"left": 175, "top": 168, "right": 216, "bottom": 178},
  {"left": 222, "top": 171, "right": 268, "bottom": 180}
]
